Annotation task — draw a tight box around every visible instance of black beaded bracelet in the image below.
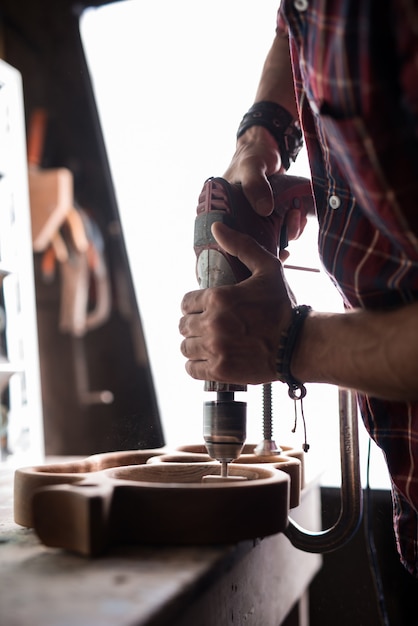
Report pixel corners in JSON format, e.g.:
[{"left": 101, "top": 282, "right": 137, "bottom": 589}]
[
  {"left": 276, "top": 305, "right": 312, "bottom": 398},
  {"left": 236, "top": 101, "right": 303, "bottom": 170}
]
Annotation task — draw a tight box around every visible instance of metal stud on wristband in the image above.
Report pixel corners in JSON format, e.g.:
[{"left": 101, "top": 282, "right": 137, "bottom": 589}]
[
  {"left": 236, "top": 101, "right": 303, "bottom": 170},
  {"left": 276, "top": 305, "right": 312, "bottom": 398}
]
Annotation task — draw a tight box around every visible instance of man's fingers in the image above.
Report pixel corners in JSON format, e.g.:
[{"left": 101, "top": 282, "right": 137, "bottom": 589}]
[
  {"left": 184, "top": 358, "right": 210, "bottom": 382},
  {"left": 180, "top": 288, "right": 205, "bottom": 315},
  {"left": 180, "top": 335, "right": 201, "bottom": 359},
  {"left": 285, "top": 208, "right": 308, "bottom": 241},
  {"left": 240, "top": 172, "right": 275, "bottom": 216}
]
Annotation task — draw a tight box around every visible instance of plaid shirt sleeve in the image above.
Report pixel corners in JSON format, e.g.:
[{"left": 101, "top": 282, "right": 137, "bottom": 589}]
[{"left": 277, "top": 0, "right": 418, "bottom": 577}]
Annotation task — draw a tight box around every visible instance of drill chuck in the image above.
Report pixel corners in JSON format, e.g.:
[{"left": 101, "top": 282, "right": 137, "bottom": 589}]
[{"left": 203, "top": 393, "right": 247, "bottom": 462}]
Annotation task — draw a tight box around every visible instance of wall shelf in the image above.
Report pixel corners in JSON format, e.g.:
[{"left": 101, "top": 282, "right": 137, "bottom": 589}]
[{"left": 0, "top": 59, "right": 43, "bottom": 463}]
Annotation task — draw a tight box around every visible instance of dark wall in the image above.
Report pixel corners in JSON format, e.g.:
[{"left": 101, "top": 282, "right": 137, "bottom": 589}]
[
  {"left": 310, "top": 488, "right": 418, "bottom": 626},
  {"left": 0, "top": 0, "right": 165, "bottom": 454}
]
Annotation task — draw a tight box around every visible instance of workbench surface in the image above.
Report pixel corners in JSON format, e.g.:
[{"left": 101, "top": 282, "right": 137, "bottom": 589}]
[{"left": 0, "top": 462, "right": 321, "bottom": 626}]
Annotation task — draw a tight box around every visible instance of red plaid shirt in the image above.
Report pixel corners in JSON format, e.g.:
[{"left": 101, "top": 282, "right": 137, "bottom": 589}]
[{"left": 278, "top": 0, "right": 418, "bottom": 576}]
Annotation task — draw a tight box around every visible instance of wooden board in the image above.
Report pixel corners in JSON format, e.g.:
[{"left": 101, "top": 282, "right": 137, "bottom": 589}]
[{"left": 28, "top": 167, "right": 73, "bottom": 251}]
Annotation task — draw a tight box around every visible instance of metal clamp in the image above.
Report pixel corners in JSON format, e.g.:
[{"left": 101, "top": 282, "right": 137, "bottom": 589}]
[{"left": 285, "top": 388, "right": 363, "bottom": 553}]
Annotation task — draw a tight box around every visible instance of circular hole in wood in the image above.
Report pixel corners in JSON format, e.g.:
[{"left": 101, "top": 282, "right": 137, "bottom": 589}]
[
  {"left": 147, "top": 453, "right": 212, "bottom": 464},
  {"left": 107, "top": 462, "right": 278, "bottom": 485}
]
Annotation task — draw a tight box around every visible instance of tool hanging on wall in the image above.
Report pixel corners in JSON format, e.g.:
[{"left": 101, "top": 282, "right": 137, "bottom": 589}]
[{"left": 27, "top": 108, "right": 113, "bottom": 406}]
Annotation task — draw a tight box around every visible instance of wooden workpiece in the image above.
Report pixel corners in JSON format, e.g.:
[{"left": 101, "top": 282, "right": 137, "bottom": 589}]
[
  {"left": 0, "top": 462, "right": 322, "bottom": 626},
  {"left": 14, "top": 448, "right": 293, "bottom": 555}
]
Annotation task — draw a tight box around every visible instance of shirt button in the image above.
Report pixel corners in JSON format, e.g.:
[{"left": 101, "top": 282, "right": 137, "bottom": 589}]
[
  {"left": 294, "top": 0, "right": 308, "bottom": 11},
  {"left": 329, "top": 195, "right": 341, "bottom": 210}
]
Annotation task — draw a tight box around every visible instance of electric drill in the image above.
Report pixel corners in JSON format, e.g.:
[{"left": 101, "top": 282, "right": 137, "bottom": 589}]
[{"left": 193, "top": 174, "right": 313, "bottom": 476}]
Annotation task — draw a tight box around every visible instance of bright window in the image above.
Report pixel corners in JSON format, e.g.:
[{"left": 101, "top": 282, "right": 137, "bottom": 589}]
[{"left": 80, "top": 0, "right": 389, "bottom": 488}]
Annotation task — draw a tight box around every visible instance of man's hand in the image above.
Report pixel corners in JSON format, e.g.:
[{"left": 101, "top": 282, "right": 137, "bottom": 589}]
[
  {"left": 223, "top": 126, "right": 283, "bottom": 216},
  {"left": 223, "top": 129, "right": 310, "bottom": 261},
  {"left": 223, "top": 31, "right": 299, "bottom": 218},
  {"left": 179, "top": 221, "right": 294, "bottom": 385}
]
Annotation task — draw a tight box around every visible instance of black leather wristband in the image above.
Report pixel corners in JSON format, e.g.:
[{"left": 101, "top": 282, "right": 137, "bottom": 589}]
[
  {"left": 237, "top": 101, "right": 303, "bottom": 170},
  {"left": 276, "top": 305, "right": 312, "bottom": 398}
]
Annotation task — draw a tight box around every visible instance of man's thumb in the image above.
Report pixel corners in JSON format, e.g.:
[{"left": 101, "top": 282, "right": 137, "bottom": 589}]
[{"left": 211, "top": 221, "right": 276, "bottom": 276}]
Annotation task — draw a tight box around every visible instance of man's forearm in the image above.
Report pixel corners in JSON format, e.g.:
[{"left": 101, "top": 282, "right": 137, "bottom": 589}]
[
  {"left": 292, "top": 302, "right": 418, "bottom": 400},
  {"left": 254, "top": 32, "right": 298, "bottom": 119}
]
